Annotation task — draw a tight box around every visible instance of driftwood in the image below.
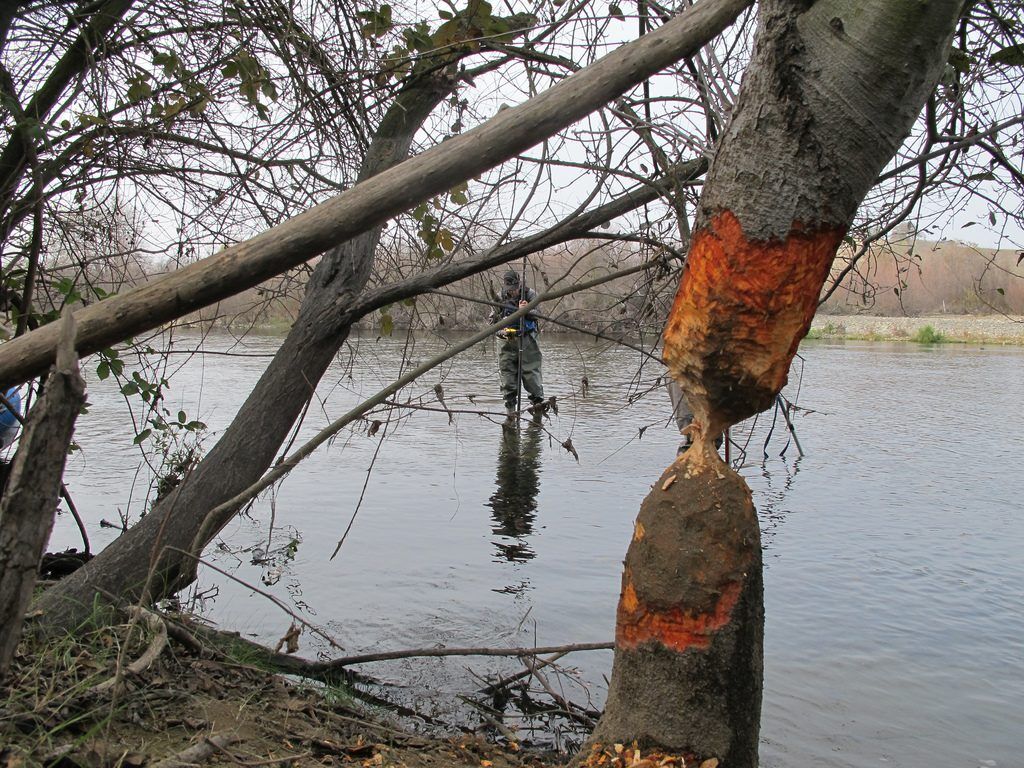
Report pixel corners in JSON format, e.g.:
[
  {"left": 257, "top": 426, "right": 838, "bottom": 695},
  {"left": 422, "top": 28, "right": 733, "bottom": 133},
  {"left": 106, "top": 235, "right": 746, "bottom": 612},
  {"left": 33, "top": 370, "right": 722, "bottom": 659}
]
[
  {"left": 0, "top": 312, "right": 85, "bottom": 675},
  {"left": 313, "top": 640, "right": 614, "bottom": 668},
  {"left": 479, "top": 648, "right": 572, "bottom": 695},
  {"left": 176, "top": 613, "right": 610, "bottom": 679},
  {"left": 521, "top": 654, "right": 597, "bottom": 728},
  {"left": 93, "top": 607, "right": 169, "bottom": 694}
]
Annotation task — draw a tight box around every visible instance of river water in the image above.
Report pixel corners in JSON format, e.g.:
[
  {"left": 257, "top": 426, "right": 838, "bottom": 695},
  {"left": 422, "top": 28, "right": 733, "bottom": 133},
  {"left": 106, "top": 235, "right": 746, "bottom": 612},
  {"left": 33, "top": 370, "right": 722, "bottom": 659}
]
[{"left": 43, "top": 330, "right": 1023, "bottom": 768}]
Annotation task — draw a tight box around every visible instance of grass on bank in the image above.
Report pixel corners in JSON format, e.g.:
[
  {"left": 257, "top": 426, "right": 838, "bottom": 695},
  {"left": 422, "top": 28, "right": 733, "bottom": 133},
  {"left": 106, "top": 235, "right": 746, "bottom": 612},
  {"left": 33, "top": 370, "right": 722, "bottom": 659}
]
[
  {"left": 804, "top": 320, "right": 1024, "bottom": 344},
  {"left": 1, "top": 625, "right": 143, "bottom": 759},
  {"left": 911, "top": 324, "right": 946, "bottom": 344}
]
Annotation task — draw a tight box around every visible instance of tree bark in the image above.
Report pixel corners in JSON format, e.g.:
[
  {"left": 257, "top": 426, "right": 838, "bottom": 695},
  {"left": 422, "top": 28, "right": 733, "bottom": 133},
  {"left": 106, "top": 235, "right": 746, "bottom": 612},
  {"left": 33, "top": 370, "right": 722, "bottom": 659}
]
[
  {"left": 586, "top": 1, "right": 964, "bottom": 765},
  {"left": 0, "top": 0, "right": 751, "bottom": 391},
  {"left": 0, "top": 313, "right": 84, "bottom": 674}
]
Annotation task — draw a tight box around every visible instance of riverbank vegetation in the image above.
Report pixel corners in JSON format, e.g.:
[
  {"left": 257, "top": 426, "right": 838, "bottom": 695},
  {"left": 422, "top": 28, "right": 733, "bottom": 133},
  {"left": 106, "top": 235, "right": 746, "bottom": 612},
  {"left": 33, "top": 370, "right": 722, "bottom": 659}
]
[{"left": 1, "top": 616, "right": 551, "bottom": 768}]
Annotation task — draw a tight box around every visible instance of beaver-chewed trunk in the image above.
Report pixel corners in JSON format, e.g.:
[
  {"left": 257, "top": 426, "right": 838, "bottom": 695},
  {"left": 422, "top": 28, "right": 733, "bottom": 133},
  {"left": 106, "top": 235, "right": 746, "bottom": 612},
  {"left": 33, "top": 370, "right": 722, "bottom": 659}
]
[
  {"left": 580, "top": 446, "right": 762, "bottom": 767},
  {"left": 581, "top": 1, "right": 963, "bottom": 764}
]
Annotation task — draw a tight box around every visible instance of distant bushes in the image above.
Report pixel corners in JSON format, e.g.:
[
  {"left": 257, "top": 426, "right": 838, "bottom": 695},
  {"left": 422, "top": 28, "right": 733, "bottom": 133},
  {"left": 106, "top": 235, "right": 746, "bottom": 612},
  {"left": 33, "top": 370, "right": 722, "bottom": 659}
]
[{"left": 912, "top": 324, "right": 946, "bottom": 344}]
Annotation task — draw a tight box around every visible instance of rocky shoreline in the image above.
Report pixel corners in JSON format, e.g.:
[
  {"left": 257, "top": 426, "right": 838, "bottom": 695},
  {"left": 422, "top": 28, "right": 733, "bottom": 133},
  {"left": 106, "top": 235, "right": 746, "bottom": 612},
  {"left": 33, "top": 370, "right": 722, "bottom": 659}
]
[{"left": 807, "top": 314, "right": 1024, "bottom": 345}]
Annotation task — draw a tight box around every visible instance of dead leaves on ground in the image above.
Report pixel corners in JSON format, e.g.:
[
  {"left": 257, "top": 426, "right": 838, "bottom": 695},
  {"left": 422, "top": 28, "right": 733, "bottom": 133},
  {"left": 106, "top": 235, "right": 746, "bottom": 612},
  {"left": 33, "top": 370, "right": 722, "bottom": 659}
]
[{"left": 579, "top": 743, "right": 720, "bottom": 768}]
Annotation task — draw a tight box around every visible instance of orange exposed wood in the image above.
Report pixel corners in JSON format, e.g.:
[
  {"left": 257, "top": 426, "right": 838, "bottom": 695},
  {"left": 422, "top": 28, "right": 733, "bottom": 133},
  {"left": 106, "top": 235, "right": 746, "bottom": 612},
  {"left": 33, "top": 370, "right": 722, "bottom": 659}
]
[
  {"left": 616, "top": 570, "right": 743, "bottom": 652},
  {"left": 663, "top": 210, "right": 843, "bottom": 437}
]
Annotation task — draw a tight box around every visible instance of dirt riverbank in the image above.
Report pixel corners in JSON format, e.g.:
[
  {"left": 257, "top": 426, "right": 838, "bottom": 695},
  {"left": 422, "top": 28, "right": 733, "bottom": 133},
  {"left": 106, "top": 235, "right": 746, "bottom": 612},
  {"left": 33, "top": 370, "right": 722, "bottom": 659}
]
[{"left": 1, "top": 621, "right": 564, "bottom": 768}]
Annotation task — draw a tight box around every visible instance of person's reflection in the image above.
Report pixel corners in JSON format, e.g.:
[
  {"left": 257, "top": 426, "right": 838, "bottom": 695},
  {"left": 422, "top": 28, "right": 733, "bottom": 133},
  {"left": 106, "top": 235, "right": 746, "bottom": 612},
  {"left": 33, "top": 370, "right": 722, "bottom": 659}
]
[{"left": 486, "top": 421, "right": 543, "bottom": 570}]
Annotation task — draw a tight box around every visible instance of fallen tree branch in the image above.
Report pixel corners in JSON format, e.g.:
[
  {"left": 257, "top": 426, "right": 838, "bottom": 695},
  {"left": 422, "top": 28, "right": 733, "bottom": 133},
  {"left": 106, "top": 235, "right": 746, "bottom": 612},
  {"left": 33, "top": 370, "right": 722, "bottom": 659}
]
[
  {"left": 288, "top": 640, "right": 614, "bottom": 670},
  {"left": 210, "top": 741, "right": 311, "bottom": 767},
  {"left": 164, "top": 549, "right": 347, "bottom": 653},
  {"left": 174, "top": 612, "right": 609, "bottom": 677},
  {"left": 479, "top": 649, "right": 572, "bottom": 695},
  {"left": 521, "top": 654, "right": 597, "bottom": 728}
]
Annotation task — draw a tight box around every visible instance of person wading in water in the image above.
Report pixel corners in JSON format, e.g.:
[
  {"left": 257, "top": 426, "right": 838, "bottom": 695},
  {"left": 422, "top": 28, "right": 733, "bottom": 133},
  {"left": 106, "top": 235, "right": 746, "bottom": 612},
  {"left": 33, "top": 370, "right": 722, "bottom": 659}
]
[{"left": 492, "top": 269, "right": 545, "bottom": 422}]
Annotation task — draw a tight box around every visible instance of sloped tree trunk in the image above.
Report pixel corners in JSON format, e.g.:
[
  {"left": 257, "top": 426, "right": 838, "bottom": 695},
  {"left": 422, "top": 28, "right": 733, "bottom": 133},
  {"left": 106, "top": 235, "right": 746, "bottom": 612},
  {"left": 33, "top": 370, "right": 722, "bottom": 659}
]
[
  {"left": 0, "top": 315, "right": 84, "bottom": 673},
  {"left": 584, "top": 2, "right": 964, "bottom": 765}
]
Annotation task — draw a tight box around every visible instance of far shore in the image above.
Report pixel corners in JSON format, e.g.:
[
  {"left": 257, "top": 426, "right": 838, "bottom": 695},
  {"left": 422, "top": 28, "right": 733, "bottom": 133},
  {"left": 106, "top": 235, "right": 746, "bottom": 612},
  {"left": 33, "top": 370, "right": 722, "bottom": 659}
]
[
  {"left": 232, "top": 313, "right": 1024, "bottom": 346},
  {"left": 806, "top": 314, "right": 1024, "bottom": 345}
]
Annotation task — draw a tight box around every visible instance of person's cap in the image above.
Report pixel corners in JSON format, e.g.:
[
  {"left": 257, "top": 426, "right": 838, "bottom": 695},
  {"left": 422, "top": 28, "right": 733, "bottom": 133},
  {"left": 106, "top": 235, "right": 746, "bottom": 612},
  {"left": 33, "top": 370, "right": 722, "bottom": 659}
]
[{"left": 502, "top": 269, "right": 520, "bottom": 284}]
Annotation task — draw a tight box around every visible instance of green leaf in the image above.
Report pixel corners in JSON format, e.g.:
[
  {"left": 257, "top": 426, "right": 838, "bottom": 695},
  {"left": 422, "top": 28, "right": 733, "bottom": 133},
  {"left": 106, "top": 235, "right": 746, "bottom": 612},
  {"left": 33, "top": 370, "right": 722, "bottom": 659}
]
[
  {"left": 996, "top": 287, "right": 1005, "bottom": 295},
  {"left": 609, "top": 2, "right": 625, "bottom": 20},
  {"left": 947, "top": 48, "right": 972, "bottom": 74},
  {"left": 97, "top": 361, "right": 110, "bottom": 380},
  {"left": 133, "top": 428, "right": 152, "bottom": 444},
  {"left": 967, "top": 171, "right": 996, "bottom": 182},
  {"left": 127, "top": 75, "right": 153, "bottom": 102},
  {"left": 991, "top": 44, "right": 1024, "bottom": 67},
  {"left": 177, "top": 410, "right": 187, "bottom": 424},
  {"left": 380, "top": 311, "right": 394, "bottom": 336},
  {"left": 121, "top": 382, "right": 139, "bottom": 396},
  {"left": 449, "top": 181, "right": 469, "bottom": 205},
  {"left": 359, "top": 4, "right": 393, "bottom": 38},
  {"left": 153, "top": 50, "right": 179, "bottom": 77},
  {"left": 438, "top": 228, "right": 455, "bottom": 252},
  {"left": 482, "top": 15, "right": 510, "bottom": 38},
  {"left": 439, "top": 9, "right": 453, "bottom": 18},
  {"left": 989, "top": 211, "right": 997, "bottom": 226}
]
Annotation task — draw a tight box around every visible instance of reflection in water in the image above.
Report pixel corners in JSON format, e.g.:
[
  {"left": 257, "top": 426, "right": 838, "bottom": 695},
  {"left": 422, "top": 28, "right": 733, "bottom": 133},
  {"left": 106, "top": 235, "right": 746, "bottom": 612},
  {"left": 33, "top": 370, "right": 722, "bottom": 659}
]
[
  {"left": 486, "top": 421, "right": 543, "bottom": 570},
  {"left": 749, "top": 458, "right": 801, "bottom": 552}
]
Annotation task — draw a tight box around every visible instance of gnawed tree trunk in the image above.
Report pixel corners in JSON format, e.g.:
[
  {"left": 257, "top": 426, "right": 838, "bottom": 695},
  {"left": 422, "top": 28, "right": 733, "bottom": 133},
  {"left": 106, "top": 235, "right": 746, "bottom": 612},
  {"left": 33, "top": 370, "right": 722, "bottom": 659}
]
[
  {"left": 0, "top": 314, "right": 84, "bottom": 673},
  {"left": 585, "top": 1, "right": 964, "bottom": 765}
]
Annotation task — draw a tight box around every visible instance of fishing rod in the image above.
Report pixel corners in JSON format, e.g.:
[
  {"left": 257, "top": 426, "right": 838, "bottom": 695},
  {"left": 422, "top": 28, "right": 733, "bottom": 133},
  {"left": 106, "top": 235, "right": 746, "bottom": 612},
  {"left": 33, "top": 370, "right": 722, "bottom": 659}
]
[{"left": 514, "top": 255, "right": 527, "bottom": 422}]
